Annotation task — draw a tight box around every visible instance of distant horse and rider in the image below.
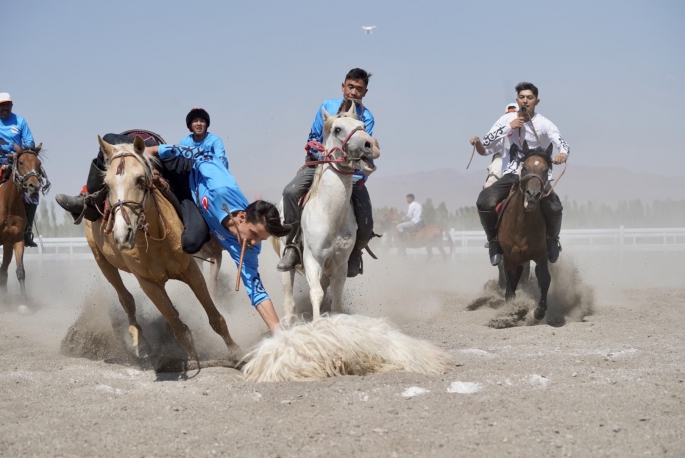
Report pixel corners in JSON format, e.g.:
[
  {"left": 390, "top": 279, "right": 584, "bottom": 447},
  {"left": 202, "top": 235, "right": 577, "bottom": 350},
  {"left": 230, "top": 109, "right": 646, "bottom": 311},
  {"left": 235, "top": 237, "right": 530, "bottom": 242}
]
[{"left": 0, "top": 144, "right": 49, "bottom": 303}]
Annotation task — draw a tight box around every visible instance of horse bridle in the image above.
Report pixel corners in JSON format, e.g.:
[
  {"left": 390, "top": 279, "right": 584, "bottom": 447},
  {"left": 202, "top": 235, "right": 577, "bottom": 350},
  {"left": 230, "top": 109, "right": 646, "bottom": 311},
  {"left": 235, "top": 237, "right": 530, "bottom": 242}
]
[
  {"left": 304, "top": 126, "right": 366, "bottom": 176},
  {"left": 12, "top": 150, "right": 51, "bottom": 196},
  {"left": 103, "top": 151, "right": 166, "bottom": 243}
]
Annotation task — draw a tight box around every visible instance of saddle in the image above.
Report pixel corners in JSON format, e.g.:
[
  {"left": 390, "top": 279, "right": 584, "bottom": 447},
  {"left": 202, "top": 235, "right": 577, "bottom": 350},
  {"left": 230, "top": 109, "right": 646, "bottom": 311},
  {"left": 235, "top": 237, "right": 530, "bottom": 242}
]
[{"left": 494, "top": 184, "right": 518, "bottom": 229}]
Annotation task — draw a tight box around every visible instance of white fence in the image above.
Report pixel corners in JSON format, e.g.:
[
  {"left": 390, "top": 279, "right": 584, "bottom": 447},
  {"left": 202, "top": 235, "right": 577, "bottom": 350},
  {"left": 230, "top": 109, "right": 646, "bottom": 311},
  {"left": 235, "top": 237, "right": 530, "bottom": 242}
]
[{"left": 2, "top": 227, "right": 684, "bottom": 262}]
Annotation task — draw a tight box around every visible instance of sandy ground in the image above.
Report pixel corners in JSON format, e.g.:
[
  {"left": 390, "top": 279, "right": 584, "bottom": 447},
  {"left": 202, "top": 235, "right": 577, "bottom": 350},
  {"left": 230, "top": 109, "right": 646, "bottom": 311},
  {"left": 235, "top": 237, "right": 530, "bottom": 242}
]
[{"left": 0, "top": 247, "right": 684, "bottom": 457}]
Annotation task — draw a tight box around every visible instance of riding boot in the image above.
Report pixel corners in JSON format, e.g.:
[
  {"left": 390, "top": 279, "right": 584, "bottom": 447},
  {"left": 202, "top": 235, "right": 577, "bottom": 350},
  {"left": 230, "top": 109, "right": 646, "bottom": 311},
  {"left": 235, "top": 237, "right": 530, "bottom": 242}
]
[
  {"left": 23, "top": 202, "right": 38, "bottom": 248},
  {"left": 56, "top": 159, "right": 107, "bottom": 224},
  {"left": 276, "top": 221, "right": 301, "bottom": 272},
  {"left": 545, "top": 213, "right": 563, "bottom": 263},
  {"left": 478, "top": 211, "right": 501, "bottom": 266},
  {"left": 347, "top": 236, "right": 368, "bottom": 278}
]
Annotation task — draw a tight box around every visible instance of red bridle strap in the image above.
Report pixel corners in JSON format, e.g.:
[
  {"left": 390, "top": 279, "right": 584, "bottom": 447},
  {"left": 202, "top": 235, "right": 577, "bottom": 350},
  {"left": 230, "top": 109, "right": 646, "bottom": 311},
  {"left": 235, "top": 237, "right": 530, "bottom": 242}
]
[{"left": 303, "top": 126, "right": 365, "bottom": 176}]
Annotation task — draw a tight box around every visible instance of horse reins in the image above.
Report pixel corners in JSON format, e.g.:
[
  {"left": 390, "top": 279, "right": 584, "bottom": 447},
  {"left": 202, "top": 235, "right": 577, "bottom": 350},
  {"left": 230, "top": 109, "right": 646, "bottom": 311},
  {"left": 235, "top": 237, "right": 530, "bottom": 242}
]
[
  {"left": 517, "top": 112, "right": 568, "bottom": 197},
  {"left": 103, "top": 152, "right": 167, "bottom": 246},
  {"left": 304, "top": 126, "right": 365, "bottom": 176},
  {"left": 12, "top": 149, "right": 51, "bottom": 196}
]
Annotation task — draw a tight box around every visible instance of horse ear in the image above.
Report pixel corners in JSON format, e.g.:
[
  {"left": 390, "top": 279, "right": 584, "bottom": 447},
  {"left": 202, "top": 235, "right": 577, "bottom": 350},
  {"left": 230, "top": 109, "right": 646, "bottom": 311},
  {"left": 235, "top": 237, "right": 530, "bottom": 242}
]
[
  {"left": 35, "top": 143, "right": 42, "bottom": 153},
  {"left": 522, "top": 140, "right": 529, "bottom": 152},
  {"left": 321, "top": 107, "right": 331, "bottom": 121},
  {"left": 132, "top": 136, "right": 146, "bottom": 156},
  {"left": 546, "top": 143, "right": 553, "bottom": 156},
  {"left": 98, "top": 135, "right": 116, "bottom": 161},
  {"left": 14, "top": 143, "right": 21, "bottom": 153},
  {"left": 346, "top": 101, "right": 356, "bottom": 116}
]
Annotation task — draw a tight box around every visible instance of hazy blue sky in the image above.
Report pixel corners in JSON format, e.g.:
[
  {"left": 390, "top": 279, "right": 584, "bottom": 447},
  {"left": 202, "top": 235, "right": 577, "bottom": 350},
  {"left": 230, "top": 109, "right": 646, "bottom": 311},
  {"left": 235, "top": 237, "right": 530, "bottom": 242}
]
[{"left": 5, "top": 0, "right": 684, "bottom": 202}]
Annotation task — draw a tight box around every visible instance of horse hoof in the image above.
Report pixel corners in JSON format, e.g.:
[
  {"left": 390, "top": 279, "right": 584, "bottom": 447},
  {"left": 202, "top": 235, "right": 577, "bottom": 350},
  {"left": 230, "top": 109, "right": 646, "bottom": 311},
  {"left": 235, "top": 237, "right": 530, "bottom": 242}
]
[
  {"left": 533, "top": 307, "right": 546, "bottom": 321},
  {"left": 135, "top": 342, "right": 152, "bottom": 360}
]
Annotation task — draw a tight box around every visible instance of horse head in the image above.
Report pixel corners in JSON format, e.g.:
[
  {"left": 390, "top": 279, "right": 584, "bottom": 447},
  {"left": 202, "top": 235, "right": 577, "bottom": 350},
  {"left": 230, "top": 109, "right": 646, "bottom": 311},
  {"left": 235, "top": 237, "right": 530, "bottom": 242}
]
[
  {"left": 519, "top": 141, "right": 553, "bottom": 212},
  {"left": 321, "top": 102, "right": 380, "bottom": 175},
  {"left": 99, "top": 135, "right": 156, "bottom": 251},
  {"left": 12, "top": 143, "right": 48, "bottom": 199}
]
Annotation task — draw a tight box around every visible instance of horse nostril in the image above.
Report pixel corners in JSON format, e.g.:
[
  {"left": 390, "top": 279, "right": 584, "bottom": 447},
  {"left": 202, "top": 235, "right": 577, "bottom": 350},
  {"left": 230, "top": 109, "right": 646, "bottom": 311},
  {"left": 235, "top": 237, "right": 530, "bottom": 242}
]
[{"left": 364, "top": 141, "right": 371, "bottom": 149}]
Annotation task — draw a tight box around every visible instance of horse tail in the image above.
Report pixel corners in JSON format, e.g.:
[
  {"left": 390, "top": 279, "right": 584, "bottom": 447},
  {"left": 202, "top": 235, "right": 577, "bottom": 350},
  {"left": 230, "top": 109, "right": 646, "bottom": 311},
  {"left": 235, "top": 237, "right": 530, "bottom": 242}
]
[{"left": 271, "top": 236, "right": 282, "bottom": 256}]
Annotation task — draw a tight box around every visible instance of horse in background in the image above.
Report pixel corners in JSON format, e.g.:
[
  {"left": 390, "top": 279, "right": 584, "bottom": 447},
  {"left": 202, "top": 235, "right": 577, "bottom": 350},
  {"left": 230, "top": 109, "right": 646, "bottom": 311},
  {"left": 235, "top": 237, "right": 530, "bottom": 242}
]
[
  {"left": 84, "top": 135, "right": 242, "bottom": 366},
  {"left": 274, "top": 104, "right": 380, "bottom": 322},
  {"left": 0, "top": 144, "right": 49, "bottom": 303},
  {"left": 378, "top": 208, "right": 453, "bottom": 259},
  {"left": 498, "top": 142, "right": 554, "bottom": 320}
]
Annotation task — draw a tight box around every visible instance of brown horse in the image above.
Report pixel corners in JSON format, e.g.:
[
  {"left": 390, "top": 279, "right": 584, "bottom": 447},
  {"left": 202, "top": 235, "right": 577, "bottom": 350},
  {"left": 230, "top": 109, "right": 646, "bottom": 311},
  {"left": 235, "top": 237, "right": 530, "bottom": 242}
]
[
  {"left": 0, "top": 144, "right": 48, "bottom": 302},
  {"left": 84, "top": 135, "right": 241, "bottom": 366},
  {"left": 380, "top": 208, "right": 453, "bottom": 259},
  {"left": 498, "top": 142, "right": 554, "bottom": 320}
]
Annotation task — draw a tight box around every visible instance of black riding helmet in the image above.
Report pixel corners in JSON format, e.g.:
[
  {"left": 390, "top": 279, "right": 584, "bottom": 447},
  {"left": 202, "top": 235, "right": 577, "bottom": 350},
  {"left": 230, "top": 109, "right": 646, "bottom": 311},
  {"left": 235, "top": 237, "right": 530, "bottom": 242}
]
[{"left": 186, "top": 108, "right": 210, "bottom": 130}]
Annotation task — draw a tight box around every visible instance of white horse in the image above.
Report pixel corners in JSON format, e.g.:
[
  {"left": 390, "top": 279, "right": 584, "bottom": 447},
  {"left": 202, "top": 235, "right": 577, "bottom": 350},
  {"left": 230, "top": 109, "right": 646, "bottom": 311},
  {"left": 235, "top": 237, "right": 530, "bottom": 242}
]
[
  {"left": 276, "top": 104, "right": 380, "bottom": 322},
  {"left": 484, "top": 152, "right": 503, "bottom": 188}
]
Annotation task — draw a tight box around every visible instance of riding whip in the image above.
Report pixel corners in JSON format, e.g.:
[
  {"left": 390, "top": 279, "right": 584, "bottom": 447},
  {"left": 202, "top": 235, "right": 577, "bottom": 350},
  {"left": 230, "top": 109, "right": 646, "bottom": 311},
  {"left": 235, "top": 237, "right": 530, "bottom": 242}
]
[
  {"left": 466, "top": 143, "right": 476, "bottom": 169},
  {"left": 235, "top": 239, "right": 247, "bottom": 291}
]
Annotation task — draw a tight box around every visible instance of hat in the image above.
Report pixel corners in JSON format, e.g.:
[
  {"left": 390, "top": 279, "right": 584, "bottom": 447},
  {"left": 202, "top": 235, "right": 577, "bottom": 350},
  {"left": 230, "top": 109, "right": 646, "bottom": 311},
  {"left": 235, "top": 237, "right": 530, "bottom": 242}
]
[
  {"left": 506, "top": 103, "right": 518, "bottom": 113},
  {"left": 186, "top": 108, "right": 210, "bottom": 129},
  {"left": 0, "top": 93, "right": 11, "bottom": 103}
]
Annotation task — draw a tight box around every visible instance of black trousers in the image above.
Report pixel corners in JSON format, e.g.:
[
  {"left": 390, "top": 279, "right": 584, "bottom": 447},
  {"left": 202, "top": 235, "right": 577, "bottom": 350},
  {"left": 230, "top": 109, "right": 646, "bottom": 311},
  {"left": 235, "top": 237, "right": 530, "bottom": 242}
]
[
  {"left": 476, "top": 174, "right": 563, "bottom": 217},
  {"left": 282, "top": 166, "right": 374, "bottom": 249}
]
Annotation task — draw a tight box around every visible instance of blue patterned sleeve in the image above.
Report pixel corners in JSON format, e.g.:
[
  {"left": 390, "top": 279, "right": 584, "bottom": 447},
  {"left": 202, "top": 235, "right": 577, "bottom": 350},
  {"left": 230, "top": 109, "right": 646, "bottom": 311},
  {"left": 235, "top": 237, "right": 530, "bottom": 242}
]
[
  {"left": 226, "top": 241, "right": 269, "bottom": 306},
  {"left": 20, "top": 119, "right": 35, "bottom": 149}
]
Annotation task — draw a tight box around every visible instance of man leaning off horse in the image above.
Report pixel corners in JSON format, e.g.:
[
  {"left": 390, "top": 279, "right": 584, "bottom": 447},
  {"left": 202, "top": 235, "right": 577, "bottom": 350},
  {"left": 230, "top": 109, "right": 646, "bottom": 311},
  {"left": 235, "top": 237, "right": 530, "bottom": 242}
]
[
  {"left": 144, "top": 142, "right": 290, "bottom": 334},
  {"left": 56, "top": 108, "right": 229, "bottom": 254},
  {"left": 277, "top": 68, "right": 375, "bottom": 277},
  {"left": 0, "top": 93, "right": 39, "bottom": 247},
  {"left": 470, "top": 82, "right": 569, "bottom": 266}
]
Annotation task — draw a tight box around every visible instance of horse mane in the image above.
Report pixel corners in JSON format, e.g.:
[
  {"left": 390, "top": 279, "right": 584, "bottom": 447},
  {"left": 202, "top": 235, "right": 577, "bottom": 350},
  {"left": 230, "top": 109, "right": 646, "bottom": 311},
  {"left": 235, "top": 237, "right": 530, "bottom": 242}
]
[
  {"left": 303, "top": 164, "right": 324, "bottom": 207},
  {"left": 523, "top": 150, "right": 553, "bottom": 170},
  {"left": 16, "top": 146, "right": 47, "bottom": 160},
  {"left": 101, "top": 143, "right": 160, "bottom": 181},
  {"left": 323, "top": 112, "right": 359, "bottom": 136}
]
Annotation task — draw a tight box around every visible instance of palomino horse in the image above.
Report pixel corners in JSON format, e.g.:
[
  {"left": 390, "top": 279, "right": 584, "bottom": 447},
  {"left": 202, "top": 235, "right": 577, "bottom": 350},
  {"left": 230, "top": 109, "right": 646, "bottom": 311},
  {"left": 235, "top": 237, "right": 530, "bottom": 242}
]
[
  {"left": 276, "top": 104, "right": 380, "bottom": 321},
  {"left": 0, "top": 144, "right": 49, "bottom": 302},
  {"left": 379, "top": 208, "right": 453, "bottom": 259},
  {"left": 85, "top": 135, "right": 242, "bottom": 365},
  {"left": 498, "top": 142, "right": 554, "bottom": 320}
]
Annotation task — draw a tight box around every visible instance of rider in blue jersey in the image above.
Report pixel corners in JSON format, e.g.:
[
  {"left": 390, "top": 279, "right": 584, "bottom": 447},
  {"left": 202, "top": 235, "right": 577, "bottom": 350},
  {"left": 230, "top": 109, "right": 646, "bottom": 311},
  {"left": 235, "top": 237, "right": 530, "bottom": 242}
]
[
  {"left": 278, "top": 68, "right": 376, "bottom": 277},
  {"left": 56, "top": 109, "right": 229, "bottom": 254},
  {"left": 0, "top": 93, "right": 39, "bottom": 247},
  {"left": 146, "top": 143, "right": 290, "bottom": 333}
]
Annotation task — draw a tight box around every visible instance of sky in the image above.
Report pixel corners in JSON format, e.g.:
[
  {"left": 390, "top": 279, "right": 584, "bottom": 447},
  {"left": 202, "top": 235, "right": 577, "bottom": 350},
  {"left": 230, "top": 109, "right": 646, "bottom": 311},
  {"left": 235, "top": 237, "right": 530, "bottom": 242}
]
[{"left": 4, "top": 0, "right": 685, "bottom": 204}]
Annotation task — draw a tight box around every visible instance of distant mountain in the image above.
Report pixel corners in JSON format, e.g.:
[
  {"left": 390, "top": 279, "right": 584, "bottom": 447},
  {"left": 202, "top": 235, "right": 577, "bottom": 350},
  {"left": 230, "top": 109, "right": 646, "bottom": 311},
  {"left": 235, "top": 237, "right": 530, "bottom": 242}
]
[{"left": 365, "top": 166, "right": 685, "bottom": 210}]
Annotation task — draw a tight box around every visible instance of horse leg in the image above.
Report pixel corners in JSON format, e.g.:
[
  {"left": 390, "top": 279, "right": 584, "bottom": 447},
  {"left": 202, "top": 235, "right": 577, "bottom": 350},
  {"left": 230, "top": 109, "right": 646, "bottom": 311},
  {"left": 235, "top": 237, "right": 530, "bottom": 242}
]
[
  {"left": 92, "top": 252, "right": 150, "bottom": 358},
  {"left": 135, "top": 276, "right": 200, "bottom": 364},
  {"left": 303, "top": 255, "right": 325, "bottom": 321},
  {"left": 503, "top": 259, "right": 523, "bottom": 302},
  {"left": 182, "top": 259, "right": 241, "bottom": 366},
  {"left": 12, "top": 242, "right": 26, "bottom": 302},
  {"left": 211, "top": 251, "right": 222, "bottom": 296},
  {"left": 0, "top": 244, "right": 12, "bottom": 294},
  {"left": 281, "top": 270, "right": 297, "bottom": 323},
  {"left": 327, "top": 270, "right": 345, "bottom": 315},
  {"left": 497, "top": 261, "right": 506, "bottom": 291},
  {"left": 534, "top": 260, "right": 551, "bottom": 320}
]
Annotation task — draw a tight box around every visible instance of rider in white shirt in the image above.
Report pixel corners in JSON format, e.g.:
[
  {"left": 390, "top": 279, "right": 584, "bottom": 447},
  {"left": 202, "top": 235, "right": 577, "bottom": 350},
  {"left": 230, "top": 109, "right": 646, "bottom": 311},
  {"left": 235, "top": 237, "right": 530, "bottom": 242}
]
[
  {"left": 470, "top": 82, "right": 569, "bottom": 266},
  {"left": 397, "top": 193, "right": 424, "bottom": 236}
]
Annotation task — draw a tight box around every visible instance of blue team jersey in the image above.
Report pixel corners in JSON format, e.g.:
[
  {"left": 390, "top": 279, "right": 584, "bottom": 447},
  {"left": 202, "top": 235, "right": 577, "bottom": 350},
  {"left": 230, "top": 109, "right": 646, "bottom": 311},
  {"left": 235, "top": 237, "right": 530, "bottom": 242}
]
[
  {"left": 177, "top": 132, "right": 229, "bottom": 170},
  {"left": 307, "top": 99, "right": 374, "bottom": 182},
  {"left": 158, "top": 144, "right": 268, "bottom": 307},
  {"left": 0, "top": 113, "right": 34, "bottom": 155}
]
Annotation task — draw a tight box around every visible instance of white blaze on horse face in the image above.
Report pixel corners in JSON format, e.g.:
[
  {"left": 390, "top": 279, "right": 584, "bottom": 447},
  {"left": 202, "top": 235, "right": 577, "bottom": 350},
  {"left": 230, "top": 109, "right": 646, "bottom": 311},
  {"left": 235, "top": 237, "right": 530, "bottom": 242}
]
[{"left": 112, "top": 159, "right": 130, "bottom": 245}]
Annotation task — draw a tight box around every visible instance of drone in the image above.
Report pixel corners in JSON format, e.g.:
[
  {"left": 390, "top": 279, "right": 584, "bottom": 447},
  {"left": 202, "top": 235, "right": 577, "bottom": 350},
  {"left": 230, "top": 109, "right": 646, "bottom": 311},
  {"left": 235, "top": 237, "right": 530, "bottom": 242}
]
[{"left": 362, "top": 26, "right": 377, "bottom": 35}]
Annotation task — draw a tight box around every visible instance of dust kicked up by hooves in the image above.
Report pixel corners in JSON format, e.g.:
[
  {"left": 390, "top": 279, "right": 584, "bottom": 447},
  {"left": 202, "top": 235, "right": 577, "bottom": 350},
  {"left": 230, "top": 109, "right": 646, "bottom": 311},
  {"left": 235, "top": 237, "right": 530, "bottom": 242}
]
[{"left": 466, "top": 257, "right": 595, "bottom": 328}]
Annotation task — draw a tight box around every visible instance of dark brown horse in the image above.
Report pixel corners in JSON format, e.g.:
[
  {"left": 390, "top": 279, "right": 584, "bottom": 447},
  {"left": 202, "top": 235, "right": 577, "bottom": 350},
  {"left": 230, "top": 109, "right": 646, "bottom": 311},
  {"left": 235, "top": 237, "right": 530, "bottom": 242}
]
[
  {"left": 379, "top": 208, "right": 453, "bottom": 259},
  {"left": 498, "top": 142, "right": 553, "bottom": 320},
  {"left": 0, "top": 144, "right": 48, "bottom": 302}
]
